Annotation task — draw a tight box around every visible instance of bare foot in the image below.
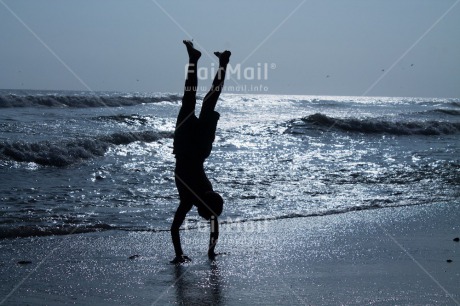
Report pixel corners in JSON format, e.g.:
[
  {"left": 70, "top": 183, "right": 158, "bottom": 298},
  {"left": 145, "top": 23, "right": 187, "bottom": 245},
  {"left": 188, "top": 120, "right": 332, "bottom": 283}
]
[
  {"left": 183, "top": 40, "right": 201, "bottom": 61},
  {"left": 214, "top": 50, "right": 231, "bottom": 66}
]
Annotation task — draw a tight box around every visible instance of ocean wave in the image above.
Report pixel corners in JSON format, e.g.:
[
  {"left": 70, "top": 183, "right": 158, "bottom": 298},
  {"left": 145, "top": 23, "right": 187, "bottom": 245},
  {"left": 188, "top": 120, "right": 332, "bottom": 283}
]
[
  {"left": 0, "top": 130, "right": 172, "bottom": 166},
  {"left": 307, "top": 99, "right": 341, "bottom": 105},
  {"left": 0, "top": 93, "right": 182, "bottom": 108},
  {"left": 414, "top": 108, "right": 460, "bottom": 117},
  {"left": 94, "top": 114, "right": 152, "bottom": 125},
  {"left": 287, "top": 113, "right": 460, "bottom": 136},
  {"left": 431, "top": 109, "right": 460, "bottom": 116}
]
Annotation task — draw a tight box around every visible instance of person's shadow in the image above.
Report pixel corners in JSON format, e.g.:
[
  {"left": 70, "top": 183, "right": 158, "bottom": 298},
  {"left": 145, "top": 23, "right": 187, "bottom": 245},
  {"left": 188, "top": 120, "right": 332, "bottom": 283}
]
[{"left": 173, "top": 261, "right": 223, "bottom": 305}]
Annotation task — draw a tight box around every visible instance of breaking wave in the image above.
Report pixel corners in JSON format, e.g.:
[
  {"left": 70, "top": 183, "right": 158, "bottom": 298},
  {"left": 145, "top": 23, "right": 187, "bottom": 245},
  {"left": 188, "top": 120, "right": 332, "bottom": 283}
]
[
  {"left": 0, "top": 93, "right": 182, "bottom": 108},
  {"left": 428, "top": 109, "right": 460, "bottom": 116},
  {"left": 287, "top": 113, "right": 460, "bottom": 136},
  {"left": 0, "top": 130, "right": 173, "bottom": 166}
]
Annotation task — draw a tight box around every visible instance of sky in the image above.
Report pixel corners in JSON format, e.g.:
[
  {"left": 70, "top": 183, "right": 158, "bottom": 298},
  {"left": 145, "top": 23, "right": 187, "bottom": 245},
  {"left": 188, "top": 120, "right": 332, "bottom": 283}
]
[{"left": 0, "top": 0, "right": 459, "bottom": 98}]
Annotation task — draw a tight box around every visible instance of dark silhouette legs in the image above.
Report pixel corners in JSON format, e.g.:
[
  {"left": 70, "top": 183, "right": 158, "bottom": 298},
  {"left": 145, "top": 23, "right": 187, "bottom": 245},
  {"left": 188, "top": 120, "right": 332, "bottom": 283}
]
[
  {"left": 201, "top": 51, "right": 231, "bottom": 115},
  {"left": 181, "top": 40, "right": 231, "bottom": 116},
  {"left": 181, "top": 40, "right": 201, "bottom": 113}
]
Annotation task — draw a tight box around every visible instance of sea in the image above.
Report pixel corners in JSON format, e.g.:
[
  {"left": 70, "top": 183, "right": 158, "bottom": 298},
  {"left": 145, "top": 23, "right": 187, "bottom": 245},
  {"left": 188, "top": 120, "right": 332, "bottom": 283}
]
[{"left": 0, "top": 89, "right": 459, "bottom": 239}]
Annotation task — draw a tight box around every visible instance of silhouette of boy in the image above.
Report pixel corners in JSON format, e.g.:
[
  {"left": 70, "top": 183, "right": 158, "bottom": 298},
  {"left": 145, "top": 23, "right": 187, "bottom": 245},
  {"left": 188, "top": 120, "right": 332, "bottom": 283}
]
[{"left": 170, "top": 40, "right": 231, "bottom": 264}]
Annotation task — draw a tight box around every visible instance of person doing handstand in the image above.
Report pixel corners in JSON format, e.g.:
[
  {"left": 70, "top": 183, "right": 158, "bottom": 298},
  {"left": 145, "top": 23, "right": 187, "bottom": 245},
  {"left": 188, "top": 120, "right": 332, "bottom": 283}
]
[{"left": 170, "top": 40, "right": 231, "bottom": 264}]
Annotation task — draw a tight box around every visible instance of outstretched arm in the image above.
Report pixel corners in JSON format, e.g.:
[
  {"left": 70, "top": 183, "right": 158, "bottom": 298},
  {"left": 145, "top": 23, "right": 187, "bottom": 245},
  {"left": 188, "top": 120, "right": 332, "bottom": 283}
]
[
  {"left": 170, "top": 202, "right": 193, "bottom": 263},
  {"left": 208, "top": 215, "right": 219, "bottom": 260}
]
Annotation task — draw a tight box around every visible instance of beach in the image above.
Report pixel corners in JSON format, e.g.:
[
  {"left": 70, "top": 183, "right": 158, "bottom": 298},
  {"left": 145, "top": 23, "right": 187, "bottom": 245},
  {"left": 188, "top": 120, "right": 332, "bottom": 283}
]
[
  {"left": 1, "top": 202, "right": 458, "bottom": 305},
  {"left": 1, "top": 92, "right": 459, "bottom": 305},
  {"left": 1, "top": 0, "right": 460, "bottom": 304}
]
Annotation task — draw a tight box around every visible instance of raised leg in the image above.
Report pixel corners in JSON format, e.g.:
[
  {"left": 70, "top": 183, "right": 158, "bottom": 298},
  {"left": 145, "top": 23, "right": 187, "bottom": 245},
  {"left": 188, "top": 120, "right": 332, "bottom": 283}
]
[
  {"left": 200, "top": 50, "right": 231, "bottom": 115},
  {"left": 181, "top": 40, "right": 201, "bottom": 112}
]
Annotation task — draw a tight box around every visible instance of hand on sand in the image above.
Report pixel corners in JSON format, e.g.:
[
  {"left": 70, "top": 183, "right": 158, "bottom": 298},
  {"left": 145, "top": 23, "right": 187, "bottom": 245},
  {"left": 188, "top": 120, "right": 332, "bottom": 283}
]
[
  {"left": 170, "top": 255, "right": 192, "bottom": 264},
  {"left": 214, "top": 50, "right": 231, "bottom": 66},
  {"left": 208, "top": 250, "right": 217, "bottom": 260},
  {"left": 183, "top": 40, "right": 201, "bottom": 61},
  {"left": 208, "top": 251, "right": 228, "bottom": 260}
]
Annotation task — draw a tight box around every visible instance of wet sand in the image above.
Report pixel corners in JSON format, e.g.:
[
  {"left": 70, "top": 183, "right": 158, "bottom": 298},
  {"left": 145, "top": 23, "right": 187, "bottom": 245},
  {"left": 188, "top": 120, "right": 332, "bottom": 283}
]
[{"left": 1, "top": 202, "right": 459, "bottom": 305}]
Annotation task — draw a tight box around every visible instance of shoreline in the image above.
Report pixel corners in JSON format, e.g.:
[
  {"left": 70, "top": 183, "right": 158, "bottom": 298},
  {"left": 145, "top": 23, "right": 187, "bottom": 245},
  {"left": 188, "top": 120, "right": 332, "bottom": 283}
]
[
  {"left": 0, "top": 201, "right": 448, "bottom": 240},
  {"left": 1, "top": 202, "right": 459, "bottom": 305}
]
